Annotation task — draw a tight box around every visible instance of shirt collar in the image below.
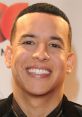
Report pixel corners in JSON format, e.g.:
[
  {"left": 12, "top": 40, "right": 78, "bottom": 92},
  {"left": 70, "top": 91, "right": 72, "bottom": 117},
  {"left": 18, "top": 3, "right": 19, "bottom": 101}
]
[
  {"left": 12, "top": 97, "right": 27, "bottom": 117},
  {"left": 12, "top": 96, "right": 63, "bottom": 117}
]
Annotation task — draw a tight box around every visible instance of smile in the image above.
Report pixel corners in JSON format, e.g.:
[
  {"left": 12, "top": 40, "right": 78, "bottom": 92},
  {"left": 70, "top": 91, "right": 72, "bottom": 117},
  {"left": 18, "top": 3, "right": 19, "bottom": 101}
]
[{"left": 28, "top": 68, "right": 51, "bottom": 75}]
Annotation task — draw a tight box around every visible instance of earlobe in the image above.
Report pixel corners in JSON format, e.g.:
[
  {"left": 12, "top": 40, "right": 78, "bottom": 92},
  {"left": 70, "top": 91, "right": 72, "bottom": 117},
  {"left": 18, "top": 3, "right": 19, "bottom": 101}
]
[
  {"left": 66, "top": 60, "right": 72, "bottom": 73},
  {"left": 4, "top": 45, "right": 12, "bottom": 68},
  {"left": 66, "top": 52, "right": 75, "bottom": 73}
]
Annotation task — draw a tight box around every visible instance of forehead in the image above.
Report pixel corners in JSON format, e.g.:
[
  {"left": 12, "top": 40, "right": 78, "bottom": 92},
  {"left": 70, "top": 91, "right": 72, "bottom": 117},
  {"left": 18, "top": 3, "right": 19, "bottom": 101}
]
[
  {"left": 16, "top": 12, "right": 68, "bottom": 29},
  {"left": 15, "top": 12, "right": 69, "bottom": 42},
  {"left": 15, "top": 13, "right": 69, "bottom": 40}
]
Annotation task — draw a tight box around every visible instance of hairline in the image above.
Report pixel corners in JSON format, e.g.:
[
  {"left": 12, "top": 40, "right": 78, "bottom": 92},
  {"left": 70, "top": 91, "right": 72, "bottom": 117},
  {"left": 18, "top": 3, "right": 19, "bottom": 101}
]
[{"left": 10, "top": 7, "right": 72, "bottom": 51}]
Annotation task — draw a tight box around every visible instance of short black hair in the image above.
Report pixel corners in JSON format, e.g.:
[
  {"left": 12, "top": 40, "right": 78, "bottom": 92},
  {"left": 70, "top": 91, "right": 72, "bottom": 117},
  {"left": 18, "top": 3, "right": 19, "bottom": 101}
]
[{"left": 11, "top": 3, "right": 72, "bottom": 50}]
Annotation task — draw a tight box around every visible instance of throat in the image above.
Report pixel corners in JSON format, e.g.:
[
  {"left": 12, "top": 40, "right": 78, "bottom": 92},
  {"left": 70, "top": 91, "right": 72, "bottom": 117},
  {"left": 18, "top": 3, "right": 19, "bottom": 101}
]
[
  {"left": 12, "top": 95, "right": 63, "bottom": 117},
  {"left": 13, "top": 84, "right": 64, "bottom": 117}
]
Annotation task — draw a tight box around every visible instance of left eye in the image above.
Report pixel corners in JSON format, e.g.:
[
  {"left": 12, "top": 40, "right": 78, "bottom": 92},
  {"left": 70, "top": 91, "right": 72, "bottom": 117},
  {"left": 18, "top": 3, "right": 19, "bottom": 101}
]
[{"left": 49, "top": 43, "right": 61, "bottom": 48}]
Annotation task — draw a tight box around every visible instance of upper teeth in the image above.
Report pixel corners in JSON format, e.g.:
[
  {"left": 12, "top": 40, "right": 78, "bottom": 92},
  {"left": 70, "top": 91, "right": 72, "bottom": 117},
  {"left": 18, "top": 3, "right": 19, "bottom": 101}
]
[{"left": 28, "top": 68, "right": 50, "bottom": 75}]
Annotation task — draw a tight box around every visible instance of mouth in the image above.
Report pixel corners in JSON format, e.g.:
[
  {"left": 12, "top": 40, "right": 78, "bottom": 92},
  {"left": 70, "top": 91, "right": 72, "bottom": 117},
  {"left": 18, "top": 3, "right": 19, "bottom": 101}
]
[{"left": 26, "top": 67, "right": 52, "bottom": 78}]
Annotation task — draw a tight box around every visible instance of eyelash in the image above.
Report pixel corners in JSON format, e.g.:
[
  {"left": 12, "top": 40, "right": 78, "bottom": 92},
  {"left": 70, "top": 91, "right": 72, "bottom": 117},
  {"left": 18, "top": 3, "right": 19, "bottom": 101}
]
[
  {"left": 49, "top": 43, "right": 62, "bottom": 49},
  {"left": 22, "top": 41, "right": 62, "bottom": 49},
  {"left": 22, "top": 40, "right": 35, "bottom": 45}
]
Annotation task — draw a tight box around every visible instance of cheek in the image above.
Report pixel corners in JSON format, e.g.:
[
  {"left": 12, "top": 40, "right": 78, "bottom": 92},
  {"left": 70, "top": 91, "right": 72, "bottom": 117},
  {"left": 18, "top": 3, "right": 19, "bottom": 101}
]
[
  {"left": 52, "top": 54, "right": 67, "bottom": 83},
  {"left": 51, "top": 53, "right": 67, "bottom": 70},
  {"left": 11, "top": 49, "right": 31, "bottom": 68}
]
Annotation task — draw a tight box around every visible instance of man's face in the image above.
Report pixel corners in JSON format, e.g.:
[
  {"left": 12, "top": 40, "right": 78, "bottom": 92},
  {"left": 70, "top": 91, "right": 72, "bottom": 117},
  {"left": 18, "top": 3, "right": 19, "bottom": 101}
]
[{"left": 5, "top": 13, "right": 74, "bottom": 96}]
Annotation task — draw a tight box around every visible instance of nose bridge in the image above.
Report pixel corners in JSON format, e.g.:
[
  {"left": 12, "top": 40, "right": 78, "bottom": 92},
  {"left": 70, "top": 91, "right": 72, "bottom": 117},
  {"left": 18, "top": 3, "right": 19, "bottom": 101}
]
[
  {"left": 38, "top": 42, "right": 46, "bottom": 53},
  {"left": 32, "top": 42, "right": 50, "bottom": 60}
]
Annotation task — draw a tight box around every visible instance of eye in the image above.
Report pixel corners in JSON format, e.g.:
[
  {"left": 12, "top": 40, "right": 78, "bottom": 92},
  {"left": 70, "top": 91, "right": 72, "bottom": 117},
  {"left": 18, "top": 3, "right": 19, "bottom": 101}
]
[
  {"left": 49, "top": 43, "right": 62, "bottom": 49},
  {"left": 22, "top": 40, "right": 35, "bottom": 45}
]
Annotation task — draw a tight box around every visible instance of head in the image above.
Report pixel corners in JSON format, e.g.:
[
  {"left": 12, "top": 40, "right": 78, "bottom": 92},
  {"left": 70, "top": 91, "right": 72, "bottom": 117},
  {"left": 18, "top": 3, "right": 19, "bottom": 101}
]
[
  {"left": 11, "top": 3, "right": 72, "bottom": 50},
  {"left": 5, "top": 3, "right": 75, "bottom": 96}
]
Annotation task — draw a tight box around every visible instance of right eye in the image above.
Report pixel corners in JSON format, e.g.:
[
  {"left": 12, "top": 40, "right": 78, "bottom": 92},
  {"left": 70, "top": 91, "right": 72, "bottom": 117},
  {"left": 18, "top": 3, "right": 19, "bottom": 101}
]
[{"left": 22, "top": 40, "right": 35, "bottom": 45}]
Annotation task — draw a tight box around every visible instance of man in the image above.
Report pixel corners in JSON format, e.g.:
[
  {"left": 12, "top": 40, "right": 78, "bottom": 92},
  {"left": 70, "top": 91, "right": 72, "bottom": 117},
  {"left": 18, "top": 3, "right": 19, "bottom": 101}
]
[{"left": 0, "top": 3, "right": 82, "bottom": 117}]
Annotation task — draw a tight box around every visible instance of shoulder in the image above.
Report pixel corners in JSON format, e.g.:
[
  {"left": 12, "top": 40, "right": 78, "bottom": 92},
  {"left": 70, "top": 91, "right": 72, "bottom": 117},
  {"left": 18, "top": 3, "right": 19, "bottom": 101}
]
[
  {"left": 63, "top": 95, "right": 82, "bottom": 117},
  {"left": 69, "top": 101, "right": 82, "bottom": 116},
  {"left": 0, "top": 94, "right": 13, "bottom": 116}
]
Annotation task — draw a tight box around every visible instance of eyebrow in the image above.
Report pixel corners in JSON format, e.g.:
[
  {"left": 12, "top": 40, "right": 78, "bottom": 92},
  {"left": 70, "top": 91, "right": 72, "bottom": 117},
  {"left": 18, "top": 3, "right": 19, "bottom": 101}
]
[
  {"left": 21, "top": 34, "right": 36, "bottom": 38},
  {"left": 21, "top": 34, "right": 64, "bottom": 45},
  {"left": 50, "top": 36, "right": 64, "bottom": 46}
]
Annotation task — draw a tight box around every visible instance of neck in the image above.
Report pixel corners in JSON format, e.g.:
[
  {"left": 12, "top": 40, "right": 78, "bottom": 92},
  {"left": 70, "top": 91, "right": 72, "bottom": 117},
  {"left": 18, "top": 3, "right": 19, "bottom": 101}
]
[{"left": 13, "top": 84, "right": 64, "bottom": 117}]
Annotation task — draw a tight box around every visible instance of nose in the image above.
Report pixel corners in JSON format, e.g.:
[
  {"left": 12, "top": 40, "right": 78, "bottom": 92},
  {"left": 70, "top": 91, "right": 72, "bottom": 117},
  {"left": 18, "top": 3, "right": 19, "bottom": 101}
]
[{"left": 32, "top": 43, "right": 50, "bottom": 61}]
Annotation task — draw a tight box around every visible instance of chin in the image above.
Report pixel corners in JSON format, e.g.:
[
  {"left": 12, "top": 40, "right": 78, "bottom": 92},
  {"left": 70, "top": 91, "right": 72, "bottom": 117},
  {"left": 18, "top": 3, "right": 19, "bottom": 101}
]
[{"left": 24, "top": 88, "right": 53, "bottom": 97}]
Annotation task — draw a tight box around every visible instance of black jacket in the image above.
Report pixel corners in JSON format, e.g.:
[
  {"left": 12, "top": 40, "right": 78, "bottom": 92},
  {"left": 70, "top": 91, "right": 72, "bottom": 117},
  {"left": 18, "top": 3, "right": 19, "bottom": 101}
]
[{"left": 0, "top": 94, "right": 82, "bottom": 117}]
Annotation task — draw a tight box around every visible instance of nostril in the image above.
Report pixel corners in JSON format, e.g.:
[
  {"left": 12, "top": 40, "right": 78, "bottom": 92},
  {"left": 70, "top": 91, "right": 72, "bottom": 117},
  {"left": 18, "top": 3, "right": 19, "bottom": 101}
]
[{"left": 32, "top": 52, "right": 50, "bottom": 61}]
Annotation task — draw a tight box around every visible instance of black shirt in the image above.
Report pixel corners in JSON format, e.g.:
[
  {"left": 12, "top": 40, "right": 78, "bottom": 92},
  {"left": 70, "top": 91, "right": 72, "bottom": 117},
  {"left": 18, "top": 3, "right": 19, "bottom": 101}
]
[{"left": 0, "top": 94, "right": 82, "bottom": 117}]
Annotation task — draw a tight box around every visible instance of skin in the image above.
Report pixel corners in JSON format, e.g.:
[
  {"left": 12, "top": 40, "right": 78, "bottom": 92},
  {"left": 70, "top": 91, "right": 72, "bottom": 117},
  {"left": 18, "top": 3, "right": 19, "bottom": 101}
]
[{"left": 5, "top": 13, "right": 75, "bottom": 117}]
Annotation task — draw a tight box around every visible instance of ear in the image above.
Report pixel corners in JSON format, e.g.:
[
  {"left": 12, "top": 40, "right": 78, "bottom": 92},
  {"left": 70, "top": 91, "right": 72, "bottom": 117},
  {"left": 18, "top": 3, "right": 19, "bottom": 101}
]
[
  {"left": 66, "top": 52, "right": 76, "bottom": 73},
  {"left": 4, "top": 45, "right": 12, "bottom": 68}
]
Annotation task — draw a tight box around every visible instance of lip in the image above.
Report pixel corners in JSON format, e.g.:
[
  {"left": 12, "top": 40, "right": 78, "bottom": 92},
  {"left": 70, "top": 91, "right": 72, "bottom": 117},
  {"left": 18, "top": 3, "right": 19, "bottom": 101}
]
[{"left": 26, "top": 66, "right": 52, "bottom": 79}]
